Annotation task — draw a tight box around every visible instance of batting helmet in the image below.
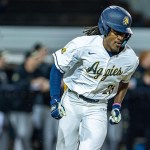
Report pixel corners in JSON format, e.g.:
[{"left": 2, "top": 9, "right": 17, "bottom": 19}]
[{"left": 98, "top": 5, "right": 133, "bottom": 36}]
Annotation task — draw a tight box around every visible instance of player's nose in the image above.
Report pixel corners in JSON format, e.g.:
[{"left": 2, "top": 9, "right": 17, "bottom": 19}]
[{"left": 117, "top": 34, "right": 125, "bottom": 42}]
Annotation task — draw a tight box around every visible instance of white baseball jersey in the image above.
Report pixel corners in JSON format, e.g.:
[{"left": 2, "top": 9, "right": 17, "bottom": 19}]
[{"left": 53, "top": 35, "right": 139, "bottom": 101}]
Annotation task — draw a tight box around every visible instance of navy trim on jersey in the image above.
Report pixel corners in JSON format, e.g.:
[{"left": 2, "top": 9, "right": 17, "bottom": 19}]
[
  {"left": 50, "top": 64, "right": 63, "bottom": 100},
  {"left": 54, "top": 53, "right": 64, "bottom": 73}
]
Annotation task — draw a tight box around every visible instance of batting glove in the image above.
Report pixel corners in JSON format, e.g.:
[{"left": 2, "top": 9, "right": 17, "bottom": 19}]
[
  {"left": 50, "top": 98, "right": 66, "bottom": 120},
  {"left": 109, "top": 103, "right": 121, "bottom": 125}
]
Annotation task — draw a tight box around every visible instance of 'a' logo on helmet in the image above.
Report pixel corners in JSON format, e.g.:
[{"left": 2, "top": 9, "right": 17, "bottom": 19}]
[{"left": 123, "top": 16, "right": 129, "bottom": 25}]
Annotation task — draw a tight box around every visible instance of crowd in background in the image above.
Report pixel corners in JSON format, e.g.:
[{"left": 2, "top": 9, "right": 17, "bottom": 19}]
[
  {"left": 0, "top": 42, "right": 150, "bottom": 150},
  {"left": 0, "top": 43, "right": 59, "bottom": 150}
]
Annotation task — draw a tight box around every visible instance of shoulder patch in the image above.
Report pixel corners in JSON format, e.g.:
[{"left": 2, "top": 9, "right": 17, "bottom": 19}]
[{"left": 61, "top": 48, "right": 67, "bottom": 54}]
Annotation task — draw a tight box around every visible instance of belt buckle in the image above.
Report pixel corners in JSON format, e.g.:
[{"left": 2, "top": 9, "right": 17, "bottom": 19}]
[
  {"left": 93, "top": 99, "right": 99, "bottom": 103},
  {"left": 79, "top": 95, "right": 99, "bottom": 103}
]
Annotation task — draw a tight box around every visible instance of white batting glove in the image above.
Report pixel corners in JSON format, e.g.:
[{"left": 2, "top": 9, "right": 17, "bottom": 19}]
[{"left": 109, "top": 103, "right": 121, "bottom": 125}]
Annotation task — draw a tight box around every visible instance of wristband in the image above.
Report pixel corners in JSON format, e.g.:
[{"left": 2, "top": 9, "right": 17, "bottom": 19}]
[{"left": 112, "top": 103, "right": 121, "bottom": 110}]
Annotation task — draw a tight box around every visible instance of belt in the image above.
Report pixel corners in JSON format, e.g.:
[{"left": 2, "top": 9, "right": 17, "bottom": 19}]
[{"left": 68, "top": 89, "right": 100, "bottom": 103}]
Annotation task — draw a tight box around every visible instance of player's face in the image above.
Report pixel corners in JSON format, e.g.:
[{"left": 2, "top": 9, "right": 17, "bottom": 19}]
[{"left": 103, "top": 29, "right": 127, "bottom": 52}]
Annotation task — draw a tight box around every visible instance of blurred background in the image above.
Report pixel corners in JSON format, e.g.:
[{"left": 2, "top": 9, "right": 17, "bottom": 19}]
[{"left": 0, "top": 0, "right": 150, "bottom": 150}]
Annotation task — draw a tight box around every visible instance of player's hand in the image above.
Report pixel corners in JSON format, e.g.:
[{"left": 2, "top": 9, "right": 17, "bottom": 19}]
[
  {"left": 109, "top": 103, "right": 121, "bottom": 125},
  {"left": 50, "top": 98, "right": 66, "bottom": 120}
]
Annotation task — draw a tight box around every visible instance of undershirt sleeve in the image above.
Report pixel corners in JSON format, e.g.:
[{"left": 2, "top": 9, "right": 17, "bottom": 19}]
[{"left": 50, "top": 64, "right": 63, "bottom": 104}]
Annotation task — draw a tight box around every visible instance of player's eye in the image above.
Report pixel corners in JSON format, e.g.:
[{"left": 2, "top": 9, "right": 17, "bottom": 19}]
[{"left": 111, "top": 29, "right": 127, "bottom": 37}]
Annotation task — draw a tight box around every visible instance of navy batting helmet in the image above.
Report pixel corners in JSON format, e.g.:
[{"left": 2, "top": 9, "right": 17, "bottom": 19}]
[{"left": 98, "top": 6, "right": 133, "bottom": 36}]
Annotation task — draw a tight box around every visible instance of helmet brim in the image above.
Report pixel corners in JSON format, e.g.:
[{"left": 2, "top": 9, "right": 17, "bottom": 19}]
[
  {"left": 108, "top": 22, "right": 133, "bottom": 34},
  {"left": 114, "top": 26, "right": 133, "bottom": 34}
]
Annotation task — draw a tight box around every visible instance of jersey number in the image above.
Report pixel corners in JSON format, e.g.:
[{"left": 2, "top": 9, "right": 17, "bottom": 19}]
[{"left": 103, "top": 85, "right": 115, "bottom": 95}]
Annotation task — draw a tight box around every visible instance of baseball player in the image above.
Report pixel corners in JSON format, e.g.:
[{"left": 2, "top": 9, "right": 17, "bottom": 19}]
[{"left": 50, "top": 5, "right": 139, "bottom": 150}]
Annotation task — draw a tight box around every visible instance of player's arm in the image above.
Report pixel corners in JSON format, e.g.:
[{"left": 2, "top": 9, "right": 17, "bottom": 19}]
[
  {"left": 50, "top": 64, "right": 66, "bottom": 120},
  {"left": 109, "top": 81, "right": 129, "bottom": 125},
  {"left": 114, "top": 81, "right": 129, "bottom": 104}
]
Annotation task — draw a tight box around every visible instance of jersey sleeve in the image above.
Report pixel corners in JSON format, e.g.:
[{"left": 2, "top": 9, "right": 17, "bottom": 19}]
[
  {"left": 122, "top": 57, "right": 139, "bottom": 83},
  {"left": 52, "top": 37, "right": 81, "bottom": 73}
]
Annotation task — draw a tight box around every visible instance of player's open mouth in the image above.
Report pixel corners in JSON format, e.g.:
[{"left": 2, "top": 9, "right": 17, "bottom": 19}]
[
  {"left": 116, "top": 43, "right": 121, "bottom": 47},
  {"left": 115, "top": 42, "right": 122, "bottom": 47}
]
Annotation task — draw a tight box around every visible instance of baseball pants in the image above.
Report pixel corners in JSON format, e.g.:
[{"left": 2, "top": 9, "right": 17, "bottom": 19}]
[{"left": 56, "top": 90, "right": 108, "bottom": 150}]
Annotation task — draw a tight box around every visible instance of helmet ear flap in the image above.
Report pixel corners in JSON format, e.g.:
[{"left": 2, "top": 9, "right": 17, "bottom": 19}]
[
  {"left": 98, "top": 19, "right": 106, "bottom": 35},
  {"left": 98, "top": 17, "right": 110, "bottom": 36}
]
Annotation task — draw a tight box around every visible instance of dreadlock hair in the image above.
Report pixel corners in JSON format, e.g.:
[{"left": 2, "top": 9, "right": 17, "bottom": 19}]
[{"left": 83, "top": 26, "right": 101, "bottom": 36}]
